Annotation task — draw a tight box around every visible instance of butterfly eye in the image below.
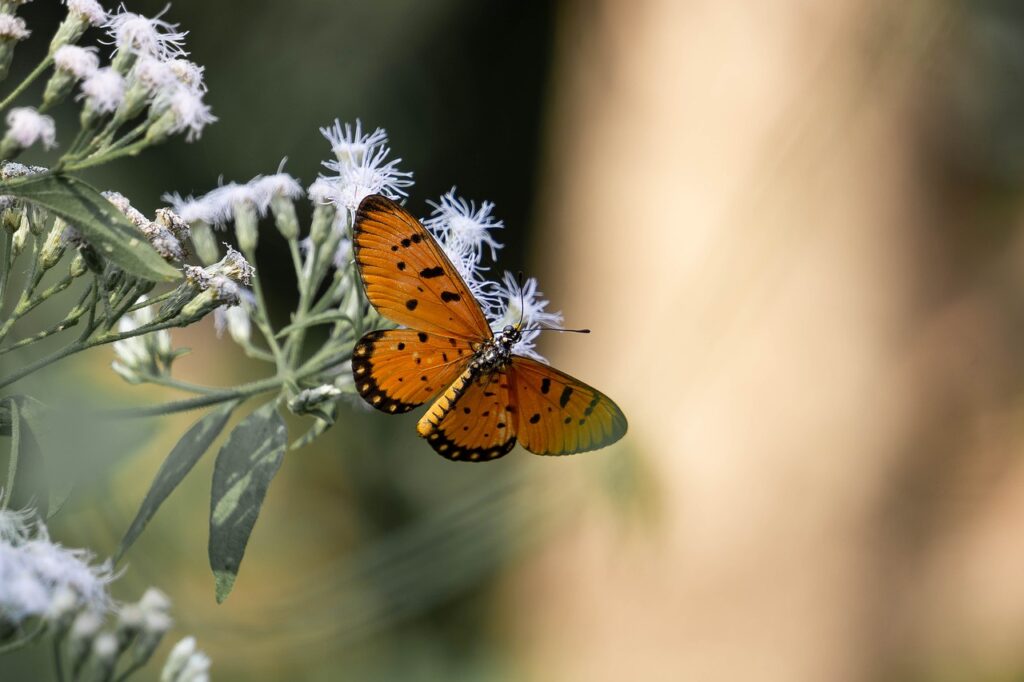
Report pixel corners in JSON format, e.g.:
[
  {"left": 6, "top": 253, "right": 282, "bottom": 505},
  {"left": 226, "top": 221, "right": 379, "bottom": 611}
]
[{"left": 503, "top": 325, "right": 514, "bottom": 335}]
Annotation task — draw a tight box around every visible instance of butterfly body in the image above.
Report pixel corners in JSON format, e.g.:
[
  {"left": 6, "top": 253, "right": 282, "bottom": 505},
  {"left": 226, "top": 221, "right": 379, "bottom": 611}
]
[{"left": 351, "top": 194, "right": 627, "bottom": 461}]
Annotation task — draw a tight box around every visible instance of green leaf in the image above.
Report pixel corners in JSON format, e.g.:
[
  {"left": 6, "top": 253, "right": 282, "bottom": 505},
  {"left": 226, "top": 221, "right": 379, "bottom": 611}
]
[
  {"left": 116, "top": 401, "right": 237, "bottom": 563},
  {"left": 208, "top": 402, "right": 286, "bottom": 603},
  {"left": 0, "top": 173, "right": 180, "bottom": 282}
]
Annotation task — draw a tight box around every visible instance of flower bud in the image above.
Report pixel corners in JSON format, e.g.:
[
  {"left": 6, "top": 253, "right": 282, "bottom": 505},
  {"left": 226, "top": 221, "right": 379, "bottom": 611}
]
[
  {"left": 90, "top": 632, "right": 119, "bottom": 682},
  {"left": 49, "top": 0, "right": 107, "bottom": 53},
  {"left": 161, "top": 636, "right": 196, "bottom": 682},
  {"left": 0, "top": 14, "right": 30, "bottom": 82},
  {"left": 271, "top": 194, "right": 299, "bottom": 241},
  {"left": 39, "top": 218, "right": 67, "bottom": 270},
  {"left": 68, "top": 611, "right": 103, "bottom": 678},
  {"left": 309, "top": 202, "right": 336, "bottom": 247},
  {"left": 188, "top": 221, "right": 219, "bottom": 265},
  {"left": 287, "top": 385, "right": 342, "bottom": 418},
  {"left": 10, "top": 213, "right": 28, "bottom": 257},
  {"left": 233, "top": 200, "right": 258, "bottom": 253},
  {"left": 45, "top": 585, "right": 80, "bottom": 634}
]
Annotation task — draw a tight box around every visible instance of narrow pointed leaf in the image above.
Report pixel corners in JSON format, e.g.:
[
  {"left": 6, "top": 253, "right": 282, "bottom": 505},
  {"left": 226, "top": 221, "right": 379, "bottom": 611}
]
[
  {"left": 0, "top": 174, "right": 180, "bottom": 281},
  {"left": 116, "top": 401, "right": 237, "bottom": 563},
  {"left": 208, "top": 402, "right": 286, "bottom": 603}
]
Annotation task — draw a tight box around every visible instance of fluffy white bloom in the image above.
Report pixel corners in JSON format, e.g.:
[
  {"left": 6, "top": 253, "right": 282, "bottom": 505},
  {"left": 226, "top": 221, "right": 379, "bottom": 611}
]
[
  {"left": 166, "top": 58, "right": 206, "bottom": 92},
  {"left": 0, "top": 505, "right": 33, "bottom": 542},
  {"left": 105, "top": 5, "right": 188, "bottom": 59},
  {"left": 490, "top": 272, "right": 563, "bottom": 361},
  {"left": 317, "top": 120, "right": 412, "bottom": 216},
  {"left": 54, "top": 44, "right": 100, "bottom": 79},
  {"left": 178, "top": 651, "right": 211, "bottom": 682},
  {"left": 152, "top": 84, "right": 215, "bottom": 142},
  {"left": 252, "top": 172, "right": 303, "bottom": 204},
  {"left": 131, "top": 54, "right": 178, "bottom": 94},
  {"left": 4, "top": 107, "right": 57, "bottom": 150},
  {"left": 65, "top": 0, "right": 108, "bottom": 27},
  {"left": 80, "top": 66, "right": 125, "bottom": 113},
  {"left": 0, "top": 509, "right": 115, "bottom": 623},
  {"left": 423, "top": 188, "right": 504, "bottom": 263},
  {"left": 162, "top": 636, "right": 210, "bottom": 682},
  {"left": 321, "top": 119, "right": 388, "bottom": 166},
  {"left": 0, "top": 15, "right": 30, "bottom": 40},
  {"left": 307, "top": 177, "right": 335, "bottom": 205},
  {"left": 166, "top": 172, "right": 299, "bottom": 230}
]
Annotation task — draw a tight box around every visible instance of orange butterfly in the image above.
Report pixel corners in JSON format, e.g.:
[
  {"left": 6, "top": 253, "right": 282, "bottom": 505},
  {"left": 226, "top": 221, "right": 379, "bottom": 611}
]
[{"left": 350, "top": 194, "right": 627, "bottom": 461}]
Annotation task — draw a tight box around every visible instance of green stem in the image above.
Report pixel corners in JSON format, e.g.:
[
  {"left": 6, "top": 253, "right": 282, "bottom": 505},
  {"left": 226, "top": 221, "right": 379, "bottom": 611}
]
[
  {"left": 139, "top": 372, "right": 225, "bottom": 395},
  {"left": 102, "top": 374, "right": 283, "bottom": 418},
  {"left": 53, "top": 632, "right": 66, "bottom": 682},
  {"left": 0, "top": 314, "right": 182, "bottom": 390},
  {"left": 0, "top": 56, "right": 53, "bottom": 113},
  {"left": 2, "top": 398, "right": 19, "bottom": 509}
]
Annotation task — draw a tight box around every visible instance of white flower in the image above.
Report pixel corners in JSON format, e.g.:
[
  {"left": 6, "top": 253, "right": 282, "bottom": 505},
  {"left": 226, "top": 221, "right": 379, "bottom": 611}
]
[
  {"left": 252, "top": 171, "right": 303, "bottom": 205},
  {"left": 490, "top": 272, "right": 563, "bottom": 361},
  {"left": 166, "top": 58, "right": 206, "bottom": 92},
  {"left": 152, "top": 84, "right": 215, "bottom": 142},
  {"left": 54, "top": 45, "right": 100, "bottom": 79},
  {"left": 307, "top": 177, "right": 335, "bottom": 205},
  {"left": 65, "top": 0, "right": 108, "bottom": 27},
  {"left": 4, "top": 107, "right": 57, "bottom": 150},
  {"left": 131, "top": 54, "right": 178, "bottom": 95},
  {"left": 423, "top": 188, "right": 504, "bottom": 263},
  {"left": 161, "top": 636, "right": 196, "bottom": 682},
  {"left": 92, "top": 632, "right": 118, "bottom": 661},
  {"left": 0, "top": 511, "right": 115, "bottom": 624},
  {"left": 162, "top": 192, "right": 219, "bottom": 225},
  {"left": 178, "top": 651, "right": 211, "bottom": 682},
  {"left": 0, "top": 506, "right": 34, "bottom": 542},
  {"left": 321, "top": 119, "right": 388, "bottom": 166},
  {"left": 80, "top": 66, "right": 125, "bottom": 113},
  {"left": 105, "top": 5, "right": 188, "bottom": 59},
  {"left": 0, "top": 15, "right": 30, "bottom": 41},
  {"left": 317, "top": 120, "right": 413, "bottom": 216}
]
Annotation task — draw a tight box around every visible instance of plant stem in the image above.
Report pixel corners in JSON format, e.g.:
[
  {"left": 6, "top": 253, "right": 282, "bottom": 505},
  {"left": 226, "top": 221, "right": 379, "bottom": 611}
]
[
  {"left": 0, "top": 56, "right": 53, "bottom": 113},
  {"left": 102, "top": 374, "right": 283, "bottom": 418}
]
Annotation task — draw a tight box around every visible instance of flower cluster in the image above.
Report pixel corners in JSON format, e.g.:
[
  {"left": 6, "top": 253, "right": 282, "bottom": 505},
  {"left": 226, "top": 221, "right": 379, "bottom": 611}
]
[
  {"left": 0, "top": 1, "right": 215, "bottom": 161},
  {"left": 0, "top": 507, "right": 114, "bottom": 624},
  {"left": 0, "top": 507, "right": 210, "bottom": 681}
]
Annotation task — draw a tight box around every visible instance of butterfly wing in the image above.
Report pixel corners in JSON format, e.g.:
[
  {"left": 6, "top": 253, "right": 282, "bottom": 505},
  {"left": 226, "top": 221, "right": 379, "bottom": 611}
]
[
  {"left": 354, "top": 194, "right": 492, "bottom": 340},
  {"left": 510, "top": 356, "right": 628, "bottom": 455},
  {"left": 352, "top": 329, "right": 475, "bottom": 413},
  {"left": 419, "top": 368, "right": 518, "bottom": 461}
]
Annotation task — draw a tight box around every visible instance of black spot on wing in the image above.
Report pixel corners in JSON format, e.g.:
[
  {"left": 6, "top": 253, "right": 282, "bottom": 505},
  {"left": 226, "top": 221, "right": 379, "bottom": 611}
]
[
  {"left": 559, "top": 386, "right": 574, "bottom": 408},
  {"left": 351, "top": 330, "right": 420, "bottom": 414},
  {"left": 418, "top": 332, "right": 428, "bottom": 342},
  {"left": 529, "top": 413, "right": 541, "bottom": 424},
  {"left": 440, "top": 291, "right": 461, "bottom": 303},
  {"left": 420, "top": 266, "right": 445, "bottom": 278},
  {"left": 540, "top": 378, "right": 551, "bottom": 394},
  {"left": 406, "top": 299, "right": 418, "bottom": 310}
]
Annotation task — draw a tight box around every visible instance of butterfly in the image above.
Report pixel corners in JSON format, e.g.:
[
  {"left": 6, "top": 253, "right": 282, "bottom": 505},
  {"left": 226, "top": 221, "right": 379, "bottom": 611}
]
[{"left": 350, "top": 194, "right": 627, "bottom": 461}]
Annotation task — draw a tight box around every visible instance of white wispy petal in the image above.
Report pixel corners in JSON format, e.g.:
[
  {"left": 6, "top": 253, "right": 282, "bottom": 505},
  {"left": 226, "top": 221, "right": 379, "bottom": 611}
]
[{"left": 5, "top": 107, "right": 57, "bottom": 150}]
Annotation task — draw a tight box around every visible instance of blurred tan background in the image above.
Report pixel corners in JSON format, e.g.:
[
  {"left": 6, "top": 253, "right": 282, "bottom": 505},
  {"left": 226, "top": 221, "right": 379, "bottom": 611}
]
[{"left": 8, "top": 0, "right": 1024, "bottom": 680}]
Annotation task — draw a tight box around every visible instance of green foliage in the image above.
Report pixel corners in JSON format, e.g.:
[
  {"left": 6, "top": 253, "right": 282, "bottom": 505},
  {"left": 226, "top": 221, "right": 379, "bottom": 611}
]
[
  {"left": 116, "top": 400, "right": 238, "bottom": 562},
  {"left": 0, "top": 173, "right": 180, "bottom": 282},
  {"left": 208, "top": 402, "right": 287, "bottom": 603}
]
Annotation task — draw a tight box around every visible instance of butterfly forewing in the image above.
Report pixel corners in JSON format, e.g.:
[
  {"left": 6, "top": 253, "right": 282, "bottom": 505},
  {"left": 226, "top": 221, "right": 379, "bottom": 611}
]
[
  {"left": 421, "top": 368, "right": 518, "bottom": 461},
  {"left": 510, "top": 357, "right": 628, "bottom": 455},
  {"left": 352, "top": 329, "right": 475, "bottom": 413},
  {"left": 354, "top": 195, "right": 492, "bottom": 340}
]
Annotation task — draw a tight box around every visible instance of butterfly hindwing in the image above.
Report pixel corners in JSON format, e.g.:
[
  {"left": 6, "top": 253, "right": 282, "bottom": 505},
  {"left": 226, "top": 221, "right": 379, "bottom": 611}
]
[
  {"left": 354, "top": 195, "right": 492, "bottom": 340},
  {"left": 352, "top": 329, "right": 475, "bottom": 413},
  {"left": 510, "top": 356, "right": 628, "bottom": 455},
  {"left": 419, "top": 367, "right": 518, "bottom": 462}
]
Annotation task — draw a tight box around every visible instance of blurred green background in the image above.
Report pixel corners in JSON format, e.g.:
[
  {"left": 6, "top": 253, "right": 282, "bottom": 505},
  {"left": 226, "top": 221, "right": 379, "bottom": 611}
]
[{"left": 7, "top": 0, "right": 1024, "bottom": 680}]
